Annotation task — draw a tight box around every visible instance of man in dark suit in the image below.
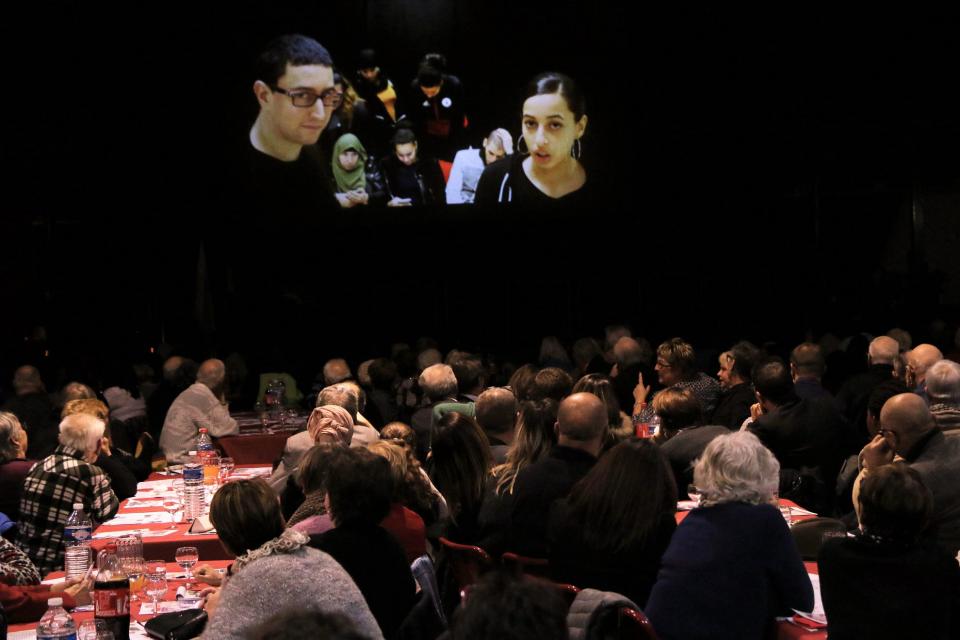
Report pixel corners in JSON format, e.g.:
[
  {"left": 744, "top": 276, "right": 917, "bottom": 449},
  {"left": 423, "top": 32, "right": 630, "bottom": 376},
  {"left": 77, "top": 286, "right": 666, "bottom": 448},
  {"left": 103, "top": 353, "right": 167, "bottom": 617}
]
[
  {"left": 859, "top": 393, "right": 960, "bottom": 555},
  {"left": 747, "top": 358, "right": 845, "bottom": 514},
  {"left": 508, "top": 393, "right": 607, "bottom": 556}
]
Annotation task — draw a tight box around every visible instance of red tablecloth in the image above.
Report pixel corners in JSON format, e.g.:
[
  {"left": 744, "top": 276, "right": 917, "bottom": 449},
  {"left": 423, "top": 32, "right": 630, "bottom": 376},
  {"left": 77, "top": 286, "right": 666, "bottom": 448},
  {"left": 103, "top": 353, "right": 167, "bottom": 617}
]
[
  {"left": 8, "top": 560, "right": 231, "bottom": 635},
  {"left": 90, "top": 467, "right": 270, "bottom": 562},
  {"left": 215, "top": 412, "right": 306, "bottom": 464}
]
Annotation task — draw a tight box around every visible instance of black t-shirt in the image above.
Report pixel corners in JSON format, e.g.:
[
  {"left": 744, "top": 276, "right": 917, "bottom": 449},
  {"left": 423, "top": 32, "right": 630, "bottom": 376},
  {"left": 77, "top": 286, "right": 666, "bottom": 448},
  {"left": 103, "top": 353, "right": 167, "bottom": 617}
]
[
  {"left": 475, "top": 153, "right": 591, "bottom": 208},
  {"left": 238, "top": 143, "right": 339, "bottom": 214}
]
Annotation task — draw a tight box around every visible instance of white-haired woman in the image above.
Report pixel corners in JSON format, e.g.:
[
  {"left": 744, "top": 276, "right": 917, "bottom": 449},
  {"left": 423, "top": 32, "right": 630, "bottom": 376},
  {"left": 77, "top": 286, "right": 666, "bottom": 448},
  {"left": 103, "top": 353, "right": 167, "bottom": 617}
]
[
  {"left": 0, "top": 412, "right": 33, "bottom": 528},
  {"left": 645, "top": 431, "right": 813, "bottom": 640}
]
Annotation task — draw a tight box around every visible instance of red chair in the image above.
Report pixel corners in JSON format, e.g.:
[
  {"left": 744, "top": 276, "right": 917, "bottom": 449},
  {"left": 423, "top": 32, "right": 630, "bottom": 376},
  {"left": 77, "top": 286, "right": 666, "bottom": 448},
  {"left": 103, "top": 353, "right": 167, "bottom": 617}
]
[
  {"left": 618, "top": 607, "right": 659, "bottom": 640},
  {"left": 549, "top": 581, "right": 580, "bottom": 608},
  {"left": 501, "top": 551, "right": 550, "bottom": 577},
  {"left": 438, "top": 537, "right": 494, "bottom": 592}
]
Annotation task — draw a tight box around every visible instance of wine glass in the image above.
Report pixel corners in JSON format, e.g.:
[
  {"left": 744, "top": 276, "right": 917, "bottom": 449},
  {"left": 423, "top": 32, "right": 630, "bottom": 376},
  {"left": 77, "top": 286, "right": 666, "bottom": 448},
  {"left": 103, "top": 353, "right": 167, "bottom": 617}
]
[
  {"left": 124, "top": 558, "right": 146, "bottom": 603},
  {"left": 144, "top": 568, "right": 168, "bottom": 615},
  {"left": 162, "top": 495, "right": 180, "bottom": 529},
  {"left": 175, "top": 546, "right": 199, "bottom": 582},
  {"left": 687, "top": 483, "right": 702, "bottom": 507}
]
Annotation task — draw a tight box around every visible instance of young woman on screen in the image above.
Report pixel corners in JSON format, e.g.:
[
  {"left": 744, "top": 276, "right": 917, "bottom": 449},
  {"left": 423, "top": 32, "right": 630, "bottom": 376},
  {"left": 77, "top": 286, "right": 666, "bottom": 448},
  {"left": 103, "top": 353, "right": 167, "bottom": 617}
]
[{"left": 475, "top": 72, "right": 588, "bottom": 206}]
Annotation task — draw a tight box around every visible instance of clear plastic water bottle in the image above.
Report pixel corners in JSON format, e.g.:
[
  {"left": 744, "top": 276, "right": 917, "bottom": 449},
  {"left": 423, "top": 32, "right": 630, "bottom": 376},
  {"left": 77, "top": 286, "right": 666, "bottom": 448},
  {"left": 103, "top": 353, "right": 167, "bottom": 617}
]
[
  {"left": 37, "top": 597, "right": 77, "bottom": 640},
  {"left": 64, "top": 502, "right": 93, "bottom": 579},
  {"left": 182, "top": 450, "right": 205, "bottom": 522},
  {"left": 197, "top": 428, "right": 219, "bottom": 486}
]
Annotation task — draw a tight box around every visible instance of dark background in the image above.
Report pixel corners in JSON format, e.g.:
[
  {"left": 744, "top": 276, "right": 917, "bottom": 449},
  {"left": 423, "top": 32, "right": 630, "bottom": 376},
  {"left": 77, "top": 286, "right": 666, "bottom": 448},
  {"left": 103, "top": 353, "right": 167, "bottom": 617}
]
[{"left": 2, "top": 4, "right": 959, "bottom": 386}]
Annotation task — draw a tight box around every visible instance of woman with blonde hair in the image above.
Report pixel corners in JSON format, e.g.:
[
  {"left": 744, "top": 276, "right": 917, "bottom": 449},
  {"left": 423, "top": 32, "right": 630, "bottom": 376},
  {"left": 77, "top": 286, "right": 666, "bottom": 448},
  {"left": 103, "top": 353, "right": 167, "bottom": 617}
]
[{"left": 646, "top": 431, "right": 812, "bottom": 640}]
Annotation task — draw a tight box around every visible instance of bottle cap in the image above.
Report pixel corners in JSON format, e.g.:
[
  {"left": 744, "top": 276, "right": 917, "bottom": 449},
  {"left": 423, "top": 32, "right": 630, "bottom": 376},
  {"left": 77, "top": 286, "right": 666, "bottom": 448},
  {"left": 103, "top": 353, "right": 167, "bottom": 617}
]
[
  {"left": 47, "top": 597, "right": 63, "bottom": 606},
  {"left": 73, "top": 502, "right": 83, "bottom": 510},
  {"left": 199, "top": 428, "right": 208, "bottom": 433}
]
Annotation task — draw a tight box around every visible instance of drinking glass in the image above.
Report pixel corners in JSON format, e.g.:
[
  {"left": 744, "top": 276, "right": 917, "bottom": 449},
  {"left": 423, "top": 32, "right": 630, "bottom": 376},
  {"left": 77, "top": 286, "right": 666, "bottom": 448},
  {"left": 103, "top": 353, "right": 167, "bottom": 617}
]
[
  {"left": 687, "top": 483, "right": 702, "bottom": 506},
  {"left": 124, "top": 557, "right": 146, "bottom": 603},
  {"left": 175, "top": 546, "right": 199, "bottom": 582},
  {"left": 162, "top": 495, "right": 180, "bottom": 529},
  {"left": 144, "top": 569, "right": 168, "bottom": 615}
]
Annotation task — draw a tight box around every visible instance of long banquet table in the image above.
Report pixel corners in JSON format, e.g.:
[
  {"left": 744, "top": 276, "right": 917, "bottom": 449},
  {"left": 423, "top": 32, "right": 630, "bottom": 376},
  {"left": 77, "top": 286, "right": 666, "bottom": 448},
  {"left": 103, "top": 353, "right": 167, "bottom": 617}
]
[
  {"left": 89, "top": 466, "right": 273, "bottom": 562},
  {"left": 213, "top": 411, "right": 307, "bottom": 464},
  {"left": 7, "top": 560, "right": 231, "bottom": 638}
]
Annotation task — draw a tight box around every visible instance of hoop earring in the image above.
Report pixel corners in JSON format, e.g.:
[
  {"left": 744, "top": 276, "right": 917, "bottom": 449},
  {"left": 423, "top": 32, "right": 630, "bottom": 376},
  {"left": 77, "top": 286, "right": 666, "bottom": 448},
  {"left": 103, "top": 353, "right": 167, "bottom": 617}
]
[
  {"left": 517, "top": 136, "right": 529, "bottom": 155},
  {"left": 571, "top": 138, "right": 582, "bottom": 160}
]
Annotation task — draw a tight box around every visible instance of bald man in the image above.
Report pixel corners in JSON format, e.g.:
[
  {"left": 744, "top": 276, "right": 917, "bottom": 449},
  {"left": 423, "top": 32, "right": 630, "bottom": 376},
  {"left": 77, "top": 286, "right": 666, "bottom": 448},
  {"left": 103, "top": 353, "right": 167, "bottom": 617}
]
[
  {"left": 160, "top": 359, "right": 238, "bottom": 463},
  {"left": 835, "top": 336, "right": 900, "bottom": 454},
  {"left": 857, "top": 393, "right": 960, "bottom": 555},
  {"left": 906, "top": 344, "right": 945, "bottom": 400},
  {"left": 2, "top": 365, "right": 59, "bottom": 459},
  {"left": 508, "top": 393, "right": 607, "bottom": 556}
]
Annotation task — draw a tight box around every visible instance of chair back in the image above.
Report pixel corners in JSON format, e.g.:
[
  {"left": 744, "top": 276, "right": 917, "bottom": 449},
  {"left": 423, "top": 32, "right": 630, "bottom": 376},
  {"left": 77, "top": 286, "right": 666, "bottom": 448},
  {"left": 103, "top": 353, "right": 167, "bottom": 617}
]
[
  {"left": 411, "top": 554, "right": 447, "bottom": 627},
  {"left": 438, "top": 537, "right": 494, "bottom": 590},
  {"left": 618, "top": 607, "right": 658, "bottom": 640},
  {"left": 501, "top": 551, "right": 550, "bottom": 577},
  {"left": 790, "top": 517, "right": 848, "bottom": 560}
]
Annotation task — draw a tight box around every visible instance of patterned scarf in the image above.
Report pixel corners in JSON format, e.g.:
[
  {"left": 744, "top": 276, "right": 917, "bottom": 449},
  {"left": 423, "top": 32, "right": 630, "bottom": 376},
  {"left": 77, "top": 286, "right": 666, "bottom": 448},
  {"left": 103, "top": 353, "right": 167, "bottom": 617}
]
[{"left": 230, "top": 528, "right": 310, "bottom": 574}]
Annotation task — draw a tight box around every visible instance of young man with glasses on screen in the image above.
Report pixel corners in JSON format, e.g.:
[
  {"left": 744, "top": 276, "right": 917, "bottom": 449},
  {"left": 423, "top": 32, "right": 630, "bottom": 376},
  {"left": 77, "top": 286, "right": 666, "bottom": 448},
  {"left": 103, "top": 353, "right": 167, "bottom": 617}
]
[{"left": 245, "top": 34, "right": 341, "bottom": 212}]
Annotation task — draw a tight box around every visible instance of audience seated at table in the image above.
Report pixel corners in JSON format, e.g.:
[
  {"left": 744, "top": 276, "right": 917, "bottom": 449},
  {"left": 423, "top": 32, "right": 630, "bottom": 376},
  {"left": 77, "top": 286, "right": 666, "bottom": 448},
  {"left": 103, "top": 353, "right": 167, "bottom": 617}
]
[
  {"left": 201, "top": 478, "right": 383, "bottom": 640},
  {"left": 548, "top": 438, "right": 677, "bottom": 606},
  {"left": 308, "top": 447, "right": 417, "bottom": 639},
  {"left": 818, "top": 463, "right": 960, "bottom": 640},
  {"left": 6, "top": 315, "right": 960, "bottom": 639},
  {"left": 17, "top": 413, "right": 119, "bottom": 574},
  {"left": 645, "top": 431, "right": 813, "bottom": 640}
]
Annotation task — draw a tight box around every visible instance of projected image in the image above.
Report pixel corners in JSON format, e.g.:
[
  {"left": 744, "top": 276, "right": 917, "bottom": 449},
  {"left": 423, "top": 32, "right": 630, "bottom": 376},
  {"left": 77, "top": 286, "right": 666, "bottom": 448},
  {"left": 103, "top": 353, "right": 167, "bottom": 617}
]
[{"left": 242, "top": 34, "right": 588, "bottom": 212}]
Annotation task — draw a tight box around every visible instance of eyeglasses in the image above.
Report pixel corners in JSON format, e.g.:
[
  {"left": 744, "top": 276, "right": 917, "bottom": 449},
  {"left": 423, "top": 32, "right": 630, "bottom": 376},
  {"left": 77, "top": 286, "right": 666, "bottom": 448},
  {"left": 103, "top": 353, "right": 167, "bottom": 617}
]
[
  {"left": 656, "top": 360, "right": 673, "bottom": 369},
  {"left": 271, "top": 85, "right": 342, "bottom": 108}
]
